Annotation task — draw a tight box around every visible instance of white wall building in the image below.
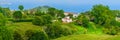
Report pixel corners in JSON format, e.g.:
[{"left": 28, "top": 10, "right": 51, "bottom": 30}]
[{"left": 62, "top": 16, "right": 72, "bottom": 23}]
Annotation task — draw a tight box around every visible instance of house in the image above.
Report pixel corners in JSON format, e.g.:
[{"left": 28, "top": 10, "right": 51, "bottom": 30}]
[
  {"left": 116, "top": 17, "right": 120, "bottom": 22},
  {"left": 62, "top": 16, "right": 72, "bottom": 23},
  {"left": 64, "top": 12, "right": 79, "bottom": 18},
  {"left": 73, "top": 13, "right": 79, "bottom": 18},
  {"left": 62, "top": 12, "right": 79, "bottom": 23}
]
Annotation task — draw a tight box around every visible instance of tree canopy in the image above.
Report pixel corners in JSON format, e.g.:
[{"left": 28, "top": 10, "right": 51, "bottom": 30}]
[
  {"left": 91, "top": 4, "right": 116, "bottom": 26},
  {"left": 18, "top": 5, "right": 24, "bottom": 11}
]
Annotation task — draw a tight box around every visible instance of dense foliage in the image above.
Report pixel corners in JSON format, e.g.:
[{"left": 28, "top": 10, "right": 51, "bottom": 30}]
[
  {"left": 0, "top": 27, "right": 13, "bottom": 40},
  {"left": 13, "top": 11, "right": 22, "bottom": 20},
  {"left": 45, "top": 22, "right": 73, "bottom": 38},
  {"left": 25, "top": 30, "right": 48, "bottom": 40},
  {"left": 91, "top": 4, "right": 116, "bottom": 26},
  {"left": 18, "top": 5, "right": 24, "bottom": 11},
  {"left": 0, "top": 13, "right": 6, "bottom": 26},
  {"left": 32, "top": 11, "right": 52, "bottom": 26}
]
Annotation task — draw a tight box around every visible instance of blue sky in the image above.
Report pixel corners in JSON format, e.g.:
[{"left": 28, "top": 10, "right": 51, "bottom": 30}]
[{"left": 0, "top": 0, "right": 120, "bottom": 13}]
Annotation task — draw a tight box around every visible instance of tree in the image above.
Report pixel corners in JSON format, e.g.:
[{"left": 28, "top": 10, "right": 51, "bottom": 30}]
[
  {"left": 0, "top": 13, "right": 6, "bottom": 26},
  {"left": 48, "top": 8, "right": 65, "bottom": 20},
  {"left": 76, "top": 14, "right": 90, "bottom": 28},
  {"left": 0, "top": 7, "right": 3, "bottom": 13},
  {"left": 32, "top": 13, "right": 52, "bottom": 26},
  {"left": 68, "top": 13, "right": 73, "bottom": 18},
  {"left": 0, "top": 6, "right": 11, "bottom": 18},
  {"left": 57, "top": 10, "right": 65, "bottom": 18},
  {"left": 42, "top": 14, "right": 52, "bottom": 24},
  {"left": 18, "top": 5, "right": 24, "bottom": 11},
  {"left": 91, "top": 4, "right": 116, "bottom": 26},
  {"left": 45, "top": 22, "right": 72, "bottom": 38},
  {"left": 35, "top": 11, "right": 45, "bottom": 16},
  {"left": 48, "top": 8, "right": 56, "bottom": 16},
  {"left": 32, "top": 16, "right": 44, "bottom": 26},
  {"left": 13, "top": 11, "right": 22, "bottom": 20},
  {"left": 0, "top": 7, "right": 11, "bottom": 18},
  {"left": 13, "top": 31, "right": 23, "bottom": 40},
  {"left": 25, "top": 30, "right": 48, "bottom": 40}
]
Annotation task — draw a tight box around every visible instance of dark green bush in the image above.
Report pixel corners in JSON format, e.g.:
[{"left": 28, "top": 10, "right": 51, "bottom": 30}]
[
  {"left": 32, "top": 16, "right": 44, "bottom": 26},
  {"left": 115, "top": 21, "right": 120, "bottom": 27},
  {"left": 76, "top": 14, "right": 90, "bottom": 28},
  {"left": 45, "top": 22, "right": 72, "bottom": 39},
  {"left": 13, "top": 11, "right": 22, "bottom": 20},
  {"left": 32, "top": 14, "right": 52, "bottom": 26},
  {"left": 12, "top": 18, "right": 33, "bottom": 22},
  {"left": 13, "top": 31, "right": 23, "bottom": 40},
  {"left": 103, "top": 26, "right": 118, "bottom": 35},
  {"left": 25, "top": 30, "right": 48, "bottom": 40}
]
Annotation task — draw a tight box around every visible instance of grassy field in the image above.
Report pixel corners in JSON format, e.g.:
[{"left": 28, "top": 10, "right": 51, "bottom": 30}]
[
  {"left": 6, "top": 22, "right": 44, "bottom": 40},
  {"left": 4, "top": 22, "right": 120, "bottom": 40},
  {"left": 54, "top": 34, "right": 120, "bottom": 40},
  {"left": 6, "top": 22, "right": 43, "bottom": 32}
]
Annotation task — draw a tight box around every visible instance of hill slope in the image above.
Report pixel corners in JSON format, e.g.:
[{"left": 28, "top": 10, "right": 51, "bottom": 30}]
[{"left": 54, "top": 34, "right": 120, "bottom": 40}]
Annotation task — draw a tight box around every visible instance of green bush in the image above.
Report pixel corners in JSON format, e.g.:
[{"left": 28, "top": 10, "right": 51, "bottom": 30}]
[
  {"left": 76, "top": 14, "right": 90, "bottom": 28},
  {"left": 25, "top": 30, "right": 48, "bottom": 40},
  {"left": 13, "top": 11, "right": 22, "bottom": 20},
  {"left": 103, "top": 26, "right": 118, "bottom": 35},
  {"left": 115, "top": 21, "right": 120, "bottom": 27},
  {"left": 45, "top": 22, "right": 72, "bottom": 39},
  {"left": 32, "top": 16, "right": 44, "bottom": 26},
  {"left": 32, "top": 14, "right": 52, "bottom": 26},
  {"left": 0, "top": 13, "right": 6, "bottom": 26},
  {"left": 13, "top": 31, "right": 23, "bottom": 40},
  {"left": 12, "top": 18, "right": 32, "bottom": 22},
  {"left": 0, "top": 26, "right": 13, "bottom": 40}
]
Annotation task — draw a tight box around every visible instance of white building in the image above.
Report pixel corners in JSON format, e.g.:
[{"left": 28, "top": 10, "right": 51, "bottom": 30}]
[
  {"left": 64, "top": 12, "right": 79, "bottom": 18},
  {"left": 62, "top": 16, "right": 72, "bottom": 23},
  {"left": 116, "top": 17, "right": 120, "bottom": 22},
  {"left": 62, "top": 12, "right": 79, "bottom": 23}
]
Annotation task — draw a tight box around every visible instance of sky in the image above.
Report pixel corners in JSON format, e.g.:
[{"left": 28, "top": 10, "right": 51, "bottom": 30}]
[{"left": 0, "top": 0, "right": 120, "bottom": 13}]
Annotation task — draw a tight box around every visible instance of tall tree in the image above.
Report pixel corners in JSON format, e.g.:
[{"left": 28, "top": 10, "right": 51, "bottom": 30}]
[
  {"left": 32, "top": 12, "right": 52, "bottom": 26},
  {"left": 18, "top": 5, "right": 24, "bottom": 11},
  {"left": 48, "top": 8, "right": 56, "bottom": 16},
  {"left": 91, "top": 4, "right": 116, "bottom": 26},
  {"left": 57, "top": 10, "right": 65, "bottom": 18},
  {"left": 13, "top": 11, "right": 22, "bottom": 20}
]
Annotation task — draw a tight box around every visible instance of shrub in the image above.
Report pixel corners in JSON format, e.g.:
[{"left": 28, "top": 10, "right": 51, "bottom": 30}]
[
  {"left": 76, "top": 14, "right": 90, "bottom": 28},
  {"left": 103, "top": 26, "right": 118, "bottom": 35},
  {"left": 13, "top": 31, "right": 23, "bottom": 40},
  {"left": 0, "top": 13, "right": 6, "bottom": 26},
  {"left": 45, "top": 22, "right": 72, "bottom": 39},
  {"left": 0, "top": 27, "right": 13, "bottom": 40},
  {"left": 22, "top": 14, "right": 28, "bottom": 19},
  {"left": 25, "top": 30, "right": 48, "bottom": 40},
  {"left": 12, "top": 18, "right": 32, "bottom": 22},
  {"left": 32, "top": 16, "right": 44, "bottom": 26},
  {"left": 13, "top": 11, "right": 22, "bottom": 20},
  {"left": 32, "top": 14, "right": 52, "bottom": 26}
]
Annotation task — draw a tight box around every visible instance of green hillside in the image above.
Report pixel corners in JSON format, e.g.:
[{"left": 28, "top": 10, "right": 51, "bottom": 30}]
[{"left": 55, "top": 34, "right": 120, "bottom": 40}]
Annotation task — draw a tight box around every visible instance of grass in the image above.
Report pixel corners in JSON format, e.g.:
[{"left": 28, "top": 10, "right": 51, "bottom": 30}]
[
  {"left": 6, "top": 22, "right": 43, "bottom": 40},
  {"left": 4, "top": 21, "right": 120, "bottom": 40},
  {"left": 54, "top": 22, "right": 120, "bottom": 40},
  {"left": 6, "top": 22, "right": 43, "bottom": 32},
  {"left": 54, "top": 34, "right": 120, "bottom": 40}
]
